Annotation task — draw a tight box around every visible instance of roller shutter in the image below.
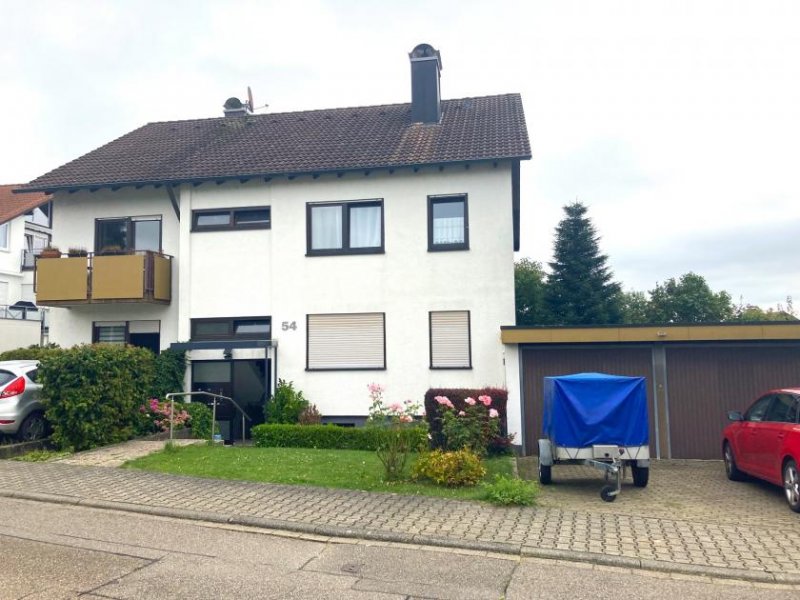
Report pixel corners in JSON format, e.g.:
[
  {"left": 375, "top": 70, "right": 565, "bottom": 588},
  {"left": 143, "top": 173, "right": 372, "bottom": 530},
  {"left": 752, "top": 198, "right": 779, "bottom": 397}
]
[
  {"left": 430, "top": 310, "right": 471, "bottom": 368},
  {"left": 307, "top": 313, "right": 385, "bottom": 370}
]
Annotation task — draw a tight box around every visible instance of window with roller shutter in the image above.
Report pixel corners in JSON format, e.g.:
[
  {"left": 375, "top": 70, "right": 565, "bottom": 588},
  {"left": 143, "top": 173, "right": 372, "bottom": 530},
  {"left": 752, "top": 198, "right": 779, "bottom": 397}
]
[
  {"left": 306, "top": 313, "right": 386, "bottom": 370},
  {"left": 429, "top": 310, "right": 471, "bottom": 369}
]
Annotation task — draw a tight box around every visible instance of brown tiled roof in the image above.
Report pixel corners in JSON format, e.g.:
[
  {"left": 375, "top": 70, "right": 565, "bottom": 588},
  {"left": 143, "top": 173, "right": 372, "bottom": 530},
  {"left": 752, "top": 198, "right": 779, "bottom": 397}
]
[
  {"left": 0, "top": 185, "right": 50, "bottom": 225},
  {"left": 17, "top": 94, "right": 530, "bottom": 193}
]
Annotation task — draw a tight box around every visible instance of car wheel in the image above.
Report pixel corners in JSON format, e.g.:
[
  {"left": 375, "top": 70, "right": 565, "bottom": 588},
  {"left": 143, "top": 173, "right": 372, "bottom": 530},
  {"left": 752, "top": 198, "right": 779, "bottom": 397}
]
[
  {"left": 723, "top": 442, "right": 745, "bottom": 482},
  {"left": 631, "top": 465, "right": 649, "bottom": 487},
  {"left": 16, "top": 412, "right": 47, "bottom": 442},
  {"left": 538, "top": 462, "right": 552, "bottom": 485},
  {"left": 783, "top": 459, "right": 800, "bottom": 513}
]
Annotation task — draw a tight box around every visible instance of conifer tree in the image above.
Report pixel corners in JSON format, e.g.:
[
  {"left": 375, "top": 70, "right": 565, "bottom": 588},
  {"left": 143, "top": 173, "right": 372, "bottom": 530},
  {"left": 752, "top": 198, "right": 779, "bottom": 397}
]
[{"left": 545, "top": 202, "right": 622, "bottom": 325}]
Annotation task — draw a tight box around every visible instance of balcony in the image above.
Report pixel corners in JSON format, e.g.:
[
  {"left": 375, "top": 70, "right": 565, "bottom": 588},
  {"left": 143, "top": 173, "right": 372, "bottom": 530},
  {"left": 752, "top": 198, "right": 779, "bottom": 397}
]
[{"left": 35, "top": 251, "right": 172, "bottom": 306}]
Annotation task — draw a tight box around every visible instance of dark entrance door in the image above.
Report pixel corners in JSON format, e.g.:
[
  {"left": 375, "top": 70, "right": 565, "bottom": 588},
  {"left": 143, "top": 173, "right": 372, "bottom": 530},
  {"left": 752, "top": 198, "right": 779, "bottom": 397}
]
[{"left": 192, "top": 360, "right": 268, "bottom": 441}]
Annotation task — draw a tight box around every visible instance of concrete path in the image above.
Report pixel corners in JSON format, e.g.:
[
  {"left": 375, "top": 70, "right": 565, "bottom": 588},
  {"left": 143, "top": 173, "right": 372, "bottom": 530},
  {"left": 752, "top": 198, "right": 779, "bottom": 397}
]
[
  {"left": 1, "top": 458, "right": 799, "bottom": 585},
  {"left": 55, "top": 439, "right": 201, "bottom": 467}
]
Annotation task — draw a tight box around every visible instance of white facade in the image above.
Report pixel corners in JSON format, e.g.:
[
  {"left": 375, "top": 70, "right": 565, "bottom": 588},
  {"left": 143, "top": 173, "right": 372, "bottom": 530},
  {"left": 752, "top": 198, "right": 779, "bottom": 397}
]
[
  {"left": 44, "top": 162, "right": 520, "bottom": 435},
  {"left": 1, "top": 210, "right": 50, "bottom": 350}
]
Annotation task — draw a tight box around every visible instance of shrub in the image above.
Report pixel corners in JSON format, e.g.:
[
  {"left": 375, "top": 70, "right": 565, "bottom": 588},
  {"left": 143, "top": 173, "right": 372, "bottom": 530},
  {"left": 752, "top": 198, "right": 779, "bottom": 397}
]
[
  {"left": 39, "top": 344, "right": 156, "bottom": 451},
  {"left": 411, "top": 448, "right": 486, "bottom": 487},
  {"left": 424, "top": 388, "right": 513, "bottom": 455},
  {"left": 298, "top": 403, "right": 322, "bottom": 426},
  {"left": 481, "top": 475, "right": 539, "bottom": 506},
  {"left": 183, "top": 402, "right": 214, "bottom": 440},
  {"left": 0, "top": 344, "right": 61, "bottom": 362},
  {"left": 251, "top": 423, "right": 427, "bottom": 451},
  {"left": 265, "top": 379, "right": 309, "bottom": 424},
  {"left": 150, "top": 349, "right": 187, "bottom": 400},
  {"left": 139, "top": 398, "right": 190, "bottom": 433},
  {"left": 365, "top": 383, "right": 425, "bottom": 481}
]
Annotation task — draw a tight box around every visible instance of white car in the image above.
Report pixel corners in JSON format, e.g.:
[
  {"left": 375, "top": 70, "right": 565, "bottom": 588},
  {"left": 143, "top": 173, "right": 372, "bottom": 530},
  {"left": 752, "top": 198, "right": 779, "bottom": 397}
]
[{"left": 0, "top": 360, "right": 46, "bottom": 441}]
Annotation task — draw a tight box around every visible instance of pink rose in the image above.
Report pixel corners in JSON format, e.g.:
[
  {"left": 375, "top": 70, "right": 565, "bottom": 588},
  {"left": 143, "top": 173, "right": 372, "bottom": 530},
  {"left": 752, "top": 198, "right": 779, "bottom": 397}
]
[
  {"left": 478, "top": 395, "right": 492, "bottom": 406},
  {"left": 389, "top": 402, "right": 403, "bottom": 412},
  {"left": 399, "top": 415, "right": 413, "bottom": 423},
  {"left": 489, "top": 408, "right": 499, "bottom": 418},
  {"left": 458, "top": 410, "right": 466, "bottom": 416},
  {"left": 435, "top": 396, "right": 454, "bottom": 408},
  {"left": 464, "top": 397, "right": 476, "bottom": 406}
]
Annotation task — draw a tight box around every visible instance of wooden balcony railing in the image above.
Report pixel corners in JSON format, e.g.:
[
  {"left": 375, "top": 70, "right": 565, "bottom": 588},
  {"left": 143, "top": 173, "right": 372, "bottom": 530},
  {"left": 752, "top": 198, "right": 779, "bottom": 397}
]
[{"left": 35, "top": 251, "right": 172, "bottom": 306}]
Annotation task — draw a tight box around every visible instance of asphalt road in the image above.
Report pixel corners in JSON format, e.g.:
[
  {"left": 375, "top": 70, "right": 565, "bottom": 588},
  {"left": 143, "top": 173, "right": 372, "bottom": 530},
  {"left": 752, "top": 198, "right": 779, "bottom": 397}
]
[{"left": 1, "top": 497, "right": 794, "bottom": 600}]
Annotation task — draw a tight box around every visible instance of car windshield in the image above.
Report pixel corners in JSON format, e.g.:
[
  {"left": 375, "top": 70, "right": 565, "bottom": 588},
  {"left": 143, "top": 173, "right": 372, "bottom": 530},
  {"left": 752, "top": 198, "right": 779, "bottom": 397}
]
[{"left": 0, "top": 370, "right": 16, "bottom": 386}]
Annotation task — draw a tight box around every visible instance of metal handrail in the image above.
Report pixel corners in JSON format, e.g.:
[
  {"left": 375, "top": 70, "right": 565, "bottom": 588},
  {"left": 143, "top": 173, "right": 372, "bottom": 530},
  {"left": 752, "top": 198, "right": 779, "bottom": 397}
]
[{"left": 165, "top": 391, "right": 252, "bottom": 444}]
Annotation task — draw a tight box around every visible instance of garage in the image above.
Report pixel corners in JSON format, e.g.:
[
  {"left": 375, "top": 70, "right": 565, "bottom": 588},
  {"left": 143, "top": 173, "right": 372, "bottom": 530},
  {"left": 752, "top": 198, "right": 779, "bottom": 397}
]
[{"left": 502, "top": 323, "right": 800, "bottom": 459}]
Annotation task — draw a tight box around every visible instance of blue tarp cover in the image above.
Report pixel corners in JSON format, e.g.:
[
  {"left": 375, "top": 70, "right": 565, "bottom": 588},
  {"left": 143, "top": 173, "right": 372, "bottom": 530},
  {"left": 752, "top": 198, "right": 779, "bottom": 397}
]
[{"left": 543, "top": 373, "right": 649, "bottom": 448}]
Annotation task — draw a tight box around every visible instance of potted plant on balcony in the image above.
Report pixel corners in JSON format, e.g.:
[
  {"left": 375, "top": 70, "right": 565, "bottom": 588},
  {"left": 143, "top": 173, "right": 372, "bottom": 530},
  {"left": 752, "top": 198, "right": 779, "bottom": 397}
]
[
  {"left": 39, "top": 246, "right": 61, "bottom": 258},
  {"left": 99, "top": 245, "right": 125, "bottom": 255},
  {"left": 67, "top": 247, "right": 88, "bottom": 257}
]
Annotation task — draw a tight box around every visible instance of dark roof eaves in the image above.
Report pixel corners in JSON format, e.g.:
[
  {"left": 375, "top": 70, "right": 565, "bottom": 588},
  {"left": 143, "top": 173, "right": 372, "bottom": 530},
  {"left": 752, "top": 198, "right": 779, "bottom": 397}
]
[{"left": 16, "top": 154, "right": 532, "bottom": 194}]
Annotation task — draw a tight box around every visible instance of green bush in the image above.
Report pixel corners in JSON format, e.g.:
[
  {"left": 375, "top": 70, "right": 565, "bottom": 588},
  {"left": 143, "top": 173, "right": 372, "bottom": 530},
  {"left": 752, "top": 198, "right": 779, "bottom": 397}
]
[
  {"left": 265, "top": 379, "right": 309, "bottom": 424},
  {"left": 0, "top": 344, "right": 61, "bottom": 362},
  {"left": 183, "top": 402, "right": 214, "bottom": 440},
  {"left": 252, "top": 423, "right": 427, "bottom": 451},
  {"left": 150, "top": 349, "right": 187, "bottom": 400},
  {"left": 411, "top": 449, "right": 486, "bottom": 487},
  {"left": 298, "top": 404, "right": 322, "bottom": 425},
  {"left": 39, "top": 344, "right": 156, "bottom": 451},
  {"left": 481, "top": 475, "right": 539, "bottom": 506}
]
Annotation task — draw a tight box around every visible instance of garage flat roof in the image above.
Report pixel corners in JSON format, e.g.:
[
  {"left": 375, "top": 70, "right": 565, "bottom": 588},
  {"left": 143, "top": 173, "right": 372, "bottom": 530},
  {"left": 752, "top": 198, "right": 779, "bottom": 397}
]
[{"left": 500, "top": 322, "right": 800, "bottom": 344}]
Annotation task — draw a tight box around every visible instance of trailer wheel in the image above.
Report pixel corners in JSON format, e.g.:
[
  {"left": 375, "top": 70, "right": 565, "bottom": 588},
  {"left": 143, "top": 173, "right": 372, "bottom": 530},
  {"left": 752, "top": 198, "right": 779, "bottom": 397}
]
[
  {"left": 600, "top": 486, "right": 617, "bottom": 502},
  {"left": 631, "top": 465, "right": 649, "bottom": 488},
  {"left": 538, "top": 463, "right": 552, "bottom": 485}
]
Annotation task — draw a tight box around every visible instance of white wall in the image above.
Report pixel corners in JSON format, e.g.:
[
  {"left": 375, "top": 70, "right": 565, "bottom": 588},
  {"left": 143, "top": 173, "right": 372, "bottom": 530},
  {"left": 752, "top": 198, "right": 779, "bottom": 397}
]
[
  {"left": 0, "top": 319, "right": 40, "bottom": 352},
  {"left": 180, "top": 163, "right": 516, "bottom": 416},
  {"left": 0, "top": 216, "right": 26, "bottom": 304},
  {"left": 45, "top": 164, "right": 518, "bottom": 419},
  {"left": 46, "top": 188, "right": 180, "bottom": 348}
]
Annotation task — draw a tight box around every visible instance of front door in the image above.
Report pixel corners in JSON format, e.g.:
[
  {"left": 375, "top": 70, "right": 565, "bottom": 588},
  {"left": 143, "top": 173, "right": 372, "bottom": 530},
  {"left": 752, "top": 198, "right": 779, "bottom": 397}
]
[{"left": 191, "top": 360, "right": 268, "bottom": 442}]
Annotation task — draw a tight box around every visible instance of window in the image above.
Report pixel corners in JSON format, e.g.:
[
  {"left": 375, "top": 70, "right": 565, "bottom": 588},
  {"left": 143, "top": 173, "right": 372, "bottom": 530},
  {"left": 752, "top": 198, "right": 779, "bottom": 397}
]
[
  {"left": 95, "top": 216, "right": 162, "bottom": 253},
  {"left": 428, "top": 195, "right": 468, "bottom": 251},
  {"left": 429, "top": 310, "right": 471, "bottom": 369},
  {"left": 745, "top": 395, "right": 773, "bottom": 422},
  {"left": 192, "top": 206, "right": 271, "bottom": 231},
  {"left": 764, "top": 394, "right": 799, "bottom": 424},
  {"left": 307, "top": 313, "right": 385, "bottom": 370},
  {"left": 93, "top": 321, "right": 161, "bottom": 354},
  {"left": 307, "top": 200, "right": 384, "bottom": 255},
  {"left": 0, "top": 222, "right": 8, "bottom": 250},
  {"left": 191, "top": 317, "right": 272, "bottom": 340}
]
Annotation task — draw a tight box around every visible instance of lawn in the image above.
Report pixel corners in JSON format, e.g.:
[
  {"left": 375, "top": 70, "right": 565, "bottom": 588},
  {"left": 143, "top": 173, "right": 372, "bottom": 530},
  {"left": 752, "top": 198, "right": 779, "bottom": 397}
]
[{"left": 124, "top": 444, "right": 515, "bottom": 501}]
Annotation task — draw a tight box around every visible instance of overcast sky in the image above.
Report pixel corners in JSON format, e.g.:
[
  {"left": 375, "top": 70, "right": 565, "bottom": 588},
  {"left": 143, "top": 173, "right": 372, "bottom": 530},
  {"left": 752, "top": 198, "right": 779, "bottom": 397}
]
[{"left": 1, "top": 0, "right": 797, "bottom": 308}]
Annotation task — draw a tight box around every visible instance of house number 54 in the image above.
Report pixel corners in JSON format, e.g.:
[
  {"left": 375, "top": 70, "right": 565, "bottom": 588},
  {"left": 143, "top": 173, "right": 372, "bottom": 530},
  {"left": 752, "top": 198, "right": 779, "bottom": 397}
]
[{"left": 281, "top": 321, "right": 297, "bottom": 331}]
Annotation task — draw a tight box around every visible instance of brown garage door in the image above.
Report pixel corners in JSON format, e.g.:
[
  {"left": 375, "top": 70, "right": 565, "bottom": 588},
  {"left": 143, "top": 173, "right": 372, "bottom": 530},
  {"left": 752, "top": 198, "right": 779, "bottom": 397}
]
[
  {"left": 666, "top": 344, "right": 800, "bottom": 459},
  {"left": 521, "top": 346, "right": 655, "bottom": 456}
]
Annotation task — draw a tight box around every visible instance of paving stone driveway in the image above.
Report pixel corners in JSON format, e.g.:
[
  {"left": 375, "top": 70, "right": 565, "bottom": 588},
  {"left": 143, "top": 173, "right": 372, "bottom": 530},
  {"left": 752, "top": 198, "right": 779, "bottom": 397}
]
[{"left": 0, "top": 457, "right": 798, "bottom": 580}]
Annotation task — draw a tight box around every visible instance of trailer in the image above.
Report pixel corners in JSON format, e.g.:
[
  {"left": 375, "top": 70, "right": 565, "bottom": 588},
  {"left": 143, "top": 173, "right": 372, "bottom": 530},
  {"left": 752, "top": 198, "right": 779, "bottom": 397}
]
[{"left": 537, "top": 373, "right": 650, "bottom": 502}]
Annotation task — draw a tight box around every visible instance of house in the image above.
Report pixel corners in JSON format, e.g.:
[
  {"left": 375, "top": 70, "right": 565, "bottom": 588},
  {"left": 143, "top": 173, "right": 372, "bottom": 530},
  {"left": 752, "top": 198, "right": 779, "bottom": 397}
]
[
  {"left": 15, "top": 44, "right": 531, "bottom": 441},
  {"left": 0, "top": 185, "right": 52, "bottom": 352}
]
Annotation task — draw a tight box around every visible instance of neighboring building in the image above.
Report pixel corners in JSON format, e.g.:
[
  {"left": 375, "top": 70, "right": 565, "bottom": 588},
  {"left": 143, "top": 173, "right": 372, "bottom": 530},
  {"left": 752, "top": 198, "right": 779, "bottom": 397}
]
[
  {"left": 0, "top": 185, "right": 52, "bottom": 352},
  {"left": 16, "top": 44, "right": 531, "bottom": 440}
]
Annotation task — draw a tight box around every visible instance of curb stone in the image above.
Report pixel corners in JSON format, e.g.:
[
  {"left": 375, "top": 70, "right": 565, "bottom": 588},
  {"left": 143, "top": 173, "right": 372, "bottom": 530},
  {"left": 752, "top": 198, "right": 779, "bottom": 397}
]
[{"left": 3, "top": 488, "right": 799, "bottom": 586}]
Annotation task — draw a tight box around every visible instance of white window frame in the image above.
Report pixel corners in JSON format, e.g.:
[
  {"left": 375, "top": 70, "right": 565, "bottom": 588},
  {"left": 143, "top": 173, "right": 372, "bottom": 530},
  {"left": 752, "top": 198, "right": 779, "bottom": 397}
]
[
  {"left": 429, "top": 310, "right": 472, "bottom": 369},
  {"left": 307, "top": 312, "right": 386, "bottom": 370}
]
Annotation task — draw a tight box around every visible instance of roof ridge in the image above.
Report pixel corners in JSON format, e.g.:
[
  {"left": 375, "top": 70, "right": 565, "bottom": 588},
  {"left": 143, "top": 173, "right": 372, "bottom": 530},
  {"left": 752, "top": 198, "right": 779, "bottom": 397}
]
[{"left": 143, "top": 93, "right": 522, "bottom": 127}]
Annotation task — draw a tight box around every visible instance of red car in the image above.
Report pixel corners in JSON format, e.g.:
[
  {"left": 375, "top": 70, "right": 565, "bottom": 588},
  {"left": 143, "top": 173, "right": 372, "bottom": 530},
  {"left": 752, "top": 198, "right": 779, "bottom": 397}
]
[{"left": 722, "top": 388, "right": 800, "bottom": 512}]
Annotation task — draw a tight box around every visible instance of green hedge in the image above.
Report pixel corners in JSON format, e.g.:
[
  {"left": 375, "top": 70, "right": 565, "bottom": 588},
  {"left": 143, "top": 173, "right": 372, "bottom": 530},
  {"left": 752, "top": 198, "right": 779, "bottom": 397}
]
[
  {"left": 0, "top": 344, "right": 62, "bottom": 362},
  {"left": 151, "top": 349, "right": 187, "bottom": 400},
  {"left": 39, "top": 344, "right": 156, "bottom": 451},
  {"left": 252, "top": 423, "right": 427, "bottom": 451}
]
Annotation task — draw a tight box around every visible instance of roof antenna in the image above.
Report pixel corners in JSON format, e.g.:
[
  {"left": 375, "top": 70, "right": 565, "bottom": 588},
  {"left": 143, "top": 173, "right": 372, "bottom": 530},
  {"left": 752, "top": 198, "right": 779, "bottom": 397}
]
[{"left": 247, "top": 86, "right": 269, "bottom": 112}]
